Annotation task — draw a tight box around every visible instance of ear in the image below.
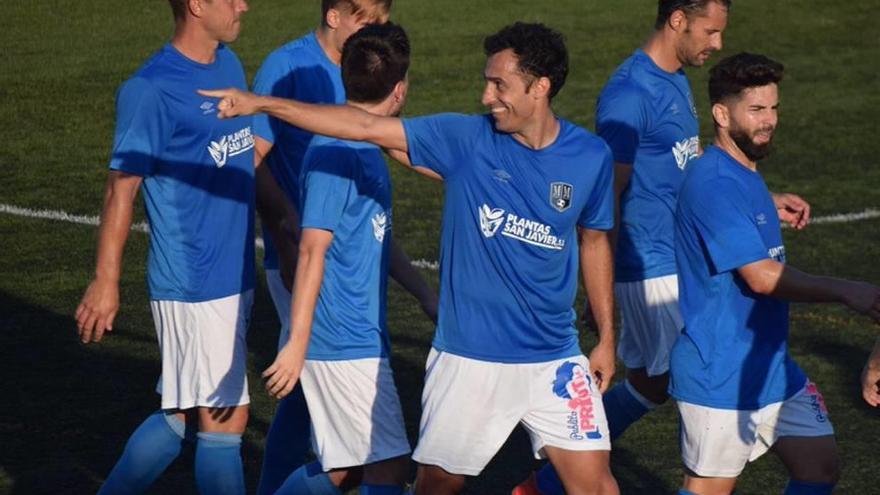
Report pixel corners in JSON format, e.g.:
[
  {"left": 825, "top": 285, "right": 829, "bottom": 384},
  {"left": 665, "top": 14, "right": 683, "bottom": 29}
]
[
  {"left": 711, "top": 102, "right": 730, "bottom": 129},
  {"left": 531, "top": 76, "right": 552, "bottom": 100},
  {"left": 188, "top": 0, "right": 203, "bottom": 17},
  {"left": 669, "top": 9, "right": 688, "bottom": 33},
  {"left": 393, "top": 78, "right": 408, "bottom": 102},
  {"left": 325, "top": 8, "right": 340, "bottom": 29}
]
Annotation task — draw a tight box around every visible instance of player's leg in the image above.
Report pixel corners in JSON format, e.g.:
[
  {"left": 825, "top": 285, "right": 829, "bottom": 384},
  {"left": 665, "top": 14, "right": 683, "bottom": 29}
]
[
  {"left": 412, "top": 349, "right": 527, "bottom": 495},
  {"left": 765, "top": 381, "right": 838, "bottom": 494},
  {"left": 185, "top": 291, "right": 253, "bottom": 495},
  {"left": 257, "top": 269, "right": 314, "bottom": 495},
  {"left": 97, "top": 409, "right": 194, "bottom": 495},
  {"left": 361, "top": 455, "right": 410, "bottom": 494},
  {"left": 543, "top": 448, "right": 618, "bottom": 495}
]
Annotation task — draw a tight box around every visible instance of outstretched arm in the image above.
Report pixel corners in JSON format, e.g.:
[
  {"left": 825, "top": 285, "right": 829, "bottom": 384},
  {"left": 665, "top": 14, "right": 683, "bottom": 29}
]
[
  {"left": 579, "top": 227, "right": 616, "bottom": 393},
  {"left": 75, "top": 171, "right": 142, "bottom": 343},
  {"left": 737, "top": 259, "right": 880, "bottom": 320},
  {"left": 262, "top": 228, "right": 333, "bottom": 399},
  {"left": 389, "top": 235, "right": 438, "bottom": 324}
]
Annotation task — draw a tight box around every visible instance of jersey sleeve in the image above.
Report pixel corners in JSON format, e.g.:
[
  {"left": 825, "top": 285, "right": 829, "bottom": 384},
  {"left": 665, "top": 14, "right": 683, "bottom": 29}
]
[
  {"left": 251, "top": 52, "right": 292, "bottom": 146},
  {"left": 402, "top": 113, "right": 483, "bottom": 178},
  {"left": 299, "top": 145, "right": 357, "bottom": 232},
  {"left": 596, "top": 83, "right": 649, "bottom": 165},
  {"left": 109, "top": 77, "right": 172, "bottom": 176},
  {"left": 578, "top": 143, "right": 615, "bottom": 230},
  {"left": 688, "top": 178, "right": 769, "bottom": 273}
]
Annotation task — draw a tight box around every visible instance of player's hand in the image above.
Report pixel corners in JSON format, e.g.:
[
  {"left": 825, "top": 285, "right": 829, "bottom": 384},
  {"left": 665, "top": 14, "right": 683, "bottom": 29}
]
[
  {"left": 588, "top": 340, "right": 616, "bottom": 394},
  {"left": 197, "top": 88, "right": 261, "bottom": 119},
  {"left": 841, "top": 282, "right": 880, "bottom": 322},
  {"left": 862, "top": 362, "right": 880, "bottom": 407},
  {"left": 75, "top": 278, "right": 120, "bottom": 344},
  {"left": 772, "top": 192, "right": 810, "bottom": 230},
  {"left": 262, "top": 342, "right": 305, "bottom": 399}
]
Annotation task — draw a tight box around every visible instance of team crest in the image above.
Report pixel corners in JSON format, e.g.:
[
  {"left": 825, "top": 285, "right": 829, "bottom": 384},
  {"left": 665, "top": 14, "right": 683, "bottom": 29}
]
[{"left": 550, "top": 182, "right": 572, "bottom": 213}]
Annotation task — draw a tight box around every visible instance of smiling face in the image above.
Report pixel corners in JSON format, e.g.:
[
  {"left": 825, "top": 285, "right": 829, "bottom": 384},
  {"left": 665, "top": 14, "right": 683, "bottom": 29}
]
[
  {"left": 480, "top": 48, "right": 548, "bottom": 135},
  {"left": 722, "top": 83, "right": 779, "bottom": 161},
  {"left": 675, "top": 0, "right": 727, "bottom": 67},
  {"left": 201, "top": 0, "right": 249, "bottom": 43}
]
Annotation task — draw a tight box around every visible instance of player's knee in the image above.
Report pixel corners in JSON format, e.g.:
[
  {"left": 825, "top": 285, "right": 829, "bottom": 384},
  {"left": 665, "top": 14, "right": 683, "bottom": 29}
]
[
  {"left": 812, "top": 452, "right": 841, "bottom": 484},
  {"left": 414, "top": 464, "right": 465, "bottom": 495},
  {"left": 198, "top": 404, "right": 249, "bottom": 434},
  {"left": 364, "top": 456, "right": 409, "bottom": 486}
]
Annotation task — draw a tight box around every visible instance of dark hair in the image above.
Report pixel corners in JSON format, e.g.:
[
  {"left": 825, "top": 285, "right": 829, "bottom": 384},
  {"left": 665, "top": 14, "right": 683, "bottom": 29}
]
[
  {"left": 341, "top": 22, "right": 410, "bottom": 104},
  {"left": 322, "top": 0, "right": 392, "bottom": 23},
  {"left": 708, "top": 52, "right": 784, "bottom": 104},
  {"left": 655, "top": 0, "right": 731, "bottom": 29},
  {"left": 168, "top": 0, "right": 187, "bottom": 20},
  {"left": 483, "top": 22, "right": 569, "bottom": 100}
]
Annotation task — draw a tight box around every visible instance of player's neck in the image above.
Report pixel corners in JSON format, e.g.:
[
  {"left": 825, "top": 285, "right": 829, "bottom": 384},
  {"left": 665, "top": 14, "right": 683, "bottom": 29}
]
[
  {"left": 172, "top": 21, "right": 220, "bottom": 64},
  {"left": 715, "top": 134, "right": 758, "bottom": 172},
  {"left": 348, "top": 99, "right": 391, "bottom": 117},
  {"left": 316, "top": 26, "right": 342, "bottom": 66},
  {"left": 643, "top": 31, "right": 683, "bottom": 73},
  {"left": 512, "top": 109, "right": 560, "bottom": 150}
]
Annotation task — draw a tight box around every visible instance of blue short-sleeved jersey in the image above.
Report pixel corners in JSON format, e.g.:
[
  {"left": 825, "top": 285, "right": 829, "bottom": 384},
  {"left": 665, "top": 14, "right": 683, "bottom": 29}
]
[
  {"left": 110, "top": 44, "right": 255, "bottom": 302},
  {"left": 252, "top": 32, "right": 346, "bottom": 269},
  {"left": 403, "top": 114, "right": 614, "bottom": 363},
  {"left": 670, "top": 146, "right": 806, "bottom": 409},
  {"left": 597, "top": 49, "right": 700, "bottom": 282},
  {"left": 299, "top": 136, "right": 392, "bottom": 361}
]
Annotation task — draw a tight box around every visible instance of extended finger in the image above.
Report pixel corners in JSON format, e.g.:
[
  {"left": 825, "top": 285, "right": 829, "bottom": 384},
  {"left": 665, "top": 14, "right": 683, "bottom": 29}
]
[
  {"left": 267, "top": 374, "right": 289, "bottom": 397},
  {"left": 197, "top": 89, "right": 226, "bottom": 98}
]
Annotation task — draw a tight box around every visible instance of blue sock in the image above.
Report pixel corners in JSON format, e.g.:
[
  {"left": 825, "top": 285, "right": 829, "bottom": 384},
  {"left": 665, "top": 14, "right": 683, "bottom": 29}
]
[
  {"left": 194, "top": 432, "right": 244, "bottom": 495},
  {"left": 97, "top": 411, "right": 187, "bottom": 495},
  {"left": 276, "top": 461, "right": 341, "bottom": 495},
  {"left": 360, "top": 484, "right": 404, "bottom": 495},
  {"left": 784, "top": 479, "right": 836, "bottom": 494},
  {"left": 604, "top": 380, "right": 656, "bottom": 441},
  {"left": 256, "top": 386, "right": 312, "bottom": 495},
  {"left": 678, "top": 490, "right": 698, "bottom": 495},
  {"left": 535, "top": 464, "right": 565, "bottom": 495}
]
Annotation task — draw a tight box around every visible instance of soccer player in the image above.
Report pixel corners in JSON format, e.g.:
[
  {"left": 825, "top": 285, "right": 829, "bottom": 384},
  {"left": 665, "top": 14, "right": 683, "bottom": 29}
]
[
  {"left": 861, "top": 338, "right": 880, "bottom": 407},
  {"left": 203, "top": 21, "right": 620, "bottom": 495},
  {"left": 672, "top": 52, "right": 880, "bottom": 495},
  {"left": 250, "top": 3, "right": 438, "bottom": 492},
  {"left": 256, "top": 23, "right": 414, "bottom": 495},
  {"left": 74, "top": 0, "right": 258, "bottom": 493}
]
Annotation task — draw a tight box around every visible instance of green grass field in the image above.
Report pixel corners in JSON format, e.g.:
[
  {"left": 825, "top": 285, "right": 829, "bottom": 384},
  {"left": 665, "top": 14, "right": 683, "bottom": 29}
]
[{"left": 2, "top": 0, "right": 879, "bottom": 493}]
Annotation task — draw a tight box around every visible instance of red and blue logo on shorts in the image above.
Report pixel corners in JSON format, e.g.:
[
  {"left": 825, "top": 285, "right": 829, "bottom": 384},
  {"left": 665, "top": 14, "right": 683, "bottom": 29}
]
[
  {"left": 805, "top": 381, "right": 829, "bottom": 423},
  {"left": 553, "top": 361, "right": 603, "bottom": 440}
]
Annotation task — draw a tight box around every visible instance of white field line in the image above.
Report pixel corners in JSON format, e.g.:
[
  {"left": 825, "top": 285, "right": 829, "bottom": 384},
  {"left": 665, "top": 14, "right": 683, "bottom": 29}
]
[{"left": 3, "top": 203, "right": 878, "bottom": 271}]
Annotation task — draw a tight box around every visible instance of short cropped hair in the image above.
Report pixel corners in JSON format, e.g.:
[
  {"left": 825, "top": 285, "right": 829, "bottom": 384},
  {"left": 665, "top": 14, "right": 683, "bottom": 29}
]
[
  {"left": 322, "top": 0, "right": 392, "bottom": 23},
  {"left": 655, "top": 0, "right": 731, "bottom": 29},
  {"left": 708, "top": 52, "right": 784, "bottom": 104},
  {"left": 341, "top": 22, "right": 410, "bottom": 104},
  {"left": 483, "top": 22, "right": 569, "bottom": 100},
  {"left": 168, "top": 0, "right": 187, "bottom": 20}
]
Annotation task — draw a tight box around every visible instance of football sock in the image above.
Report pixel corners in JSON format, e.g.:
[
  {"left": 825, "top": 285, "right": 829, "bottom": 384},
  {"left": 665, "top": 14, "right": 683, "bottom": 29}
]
[
  {"left": 194, "top": 432, "right": 244, "bottom": 495},
  {"left": 604, "top": 380, "right": 658, "bottom": 441},
  {"left": 678, "top": 490, "right": 698, "bottom": 495},
  {"left": 276, "top": 461, "right": 341, "bottom": 495},
  {"left": 256, "top": 386, "right": 312, "bottom": 495},
  {"left": 97, "top": 411, "right": 187, "bottom": 495},
  {"left": 783, "top": 479, "right": 836, "bottom": 495},
  {"left": 360, "top": 484, "right": 405, "bottom": 495},
  {"left": 534, "top": 464, "right": 565, "bottom": 495}
]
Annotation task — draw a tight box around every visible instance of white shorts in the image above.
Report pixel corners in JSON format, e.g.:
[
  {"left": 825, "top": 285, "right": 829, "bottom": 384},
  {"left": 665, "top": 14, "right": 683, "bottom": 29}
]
[
  {"left": 412, "top": 349, "right": 610, "bottom": 476},
  {"left": 678, "top": 381, "right": 835, "bottom": 478},
  {"left": 300, "top": 357, "right": 411, "bottom": 470},
  {"left": 615, "top": 274, "right": 683, "bottom": 376},
  {"left": 265, "top": 269, "right": 291, "bottom": 351},
  {"left": 150, "top": 291, "right": 252, "bottom": 410}
]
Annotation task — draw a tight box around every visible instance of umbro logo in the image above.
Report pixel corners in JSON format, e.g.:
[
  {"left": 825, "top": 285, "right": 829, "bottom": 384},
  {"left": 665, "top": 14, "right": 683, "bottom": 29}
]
[{"left": 200, "top": 101, "right": 216, "bottom": 115}]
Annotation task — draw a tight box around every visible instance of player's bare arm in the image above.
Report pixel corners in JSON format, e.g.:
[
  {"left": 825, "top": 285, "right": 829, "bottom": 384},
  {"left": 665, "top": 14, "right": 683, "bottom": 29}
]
[
  {"left": 254, "top": 136, "right": 301, "bottom": 291},
  {"left": 737, "top": 259, "right": 880, "bottom": 321},
  {"left": 579, "top": 227, "right": 616, "bottom": 393},
  {"left": 389, "top": 235, "right": 438, "bottom": 324},
  {"left": 75, "top": 171, "right": 142, "bottom": 344},
  {"left": 263, "top": 228, "right": 333, "bottom": 399},
  {"left": 862, "top": 338, "right": 880, "bottom": 407},
  {"left": 770, "top": 191, "right": 810, "bottom": 230}
]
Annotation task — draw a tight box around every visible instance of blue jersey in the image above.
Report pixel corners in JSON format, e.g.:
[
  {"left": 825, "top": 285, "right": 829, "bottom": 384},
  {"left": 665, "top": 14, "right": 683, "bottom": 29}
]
[
  {"left": 670, "top": 146, "right": 806, "bottom": 409},
  {"left": 403, "top": 114, "right": 615, "bottom": 363},
  {"left": 597, "top": 49, "right": 700, "bottom": 282},
  {"left": 299, "top": 136, "right": 392, "bottom": 361},
  {"left": 252, "top": 32, "right": 346, "bottom": 269},
  {"left": 110, "top": 44, "right": 255, "bottom": 302}
]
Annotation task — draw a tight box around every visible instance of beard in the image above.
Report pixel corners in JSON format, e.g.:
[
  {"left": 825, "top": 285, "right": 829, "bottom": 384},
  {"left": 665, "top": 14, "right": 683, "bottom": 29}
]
[{"left": 729, "top": 125, "right": 774, "bottom": 162}]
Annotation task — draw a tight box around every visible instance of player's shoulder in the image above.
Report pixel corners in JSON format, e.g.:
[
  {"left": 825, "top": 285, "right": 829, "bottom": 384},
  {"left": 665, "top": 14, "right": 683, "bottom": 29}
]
[
  {"left": 680, "top": 147, "right": 743, "bottom": 200},
  {"left": 558, "top": 118, "right": 612, "bottom": 157},
  {"left": 262, "top": 32, "right": 324, "bottom": 68}
]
